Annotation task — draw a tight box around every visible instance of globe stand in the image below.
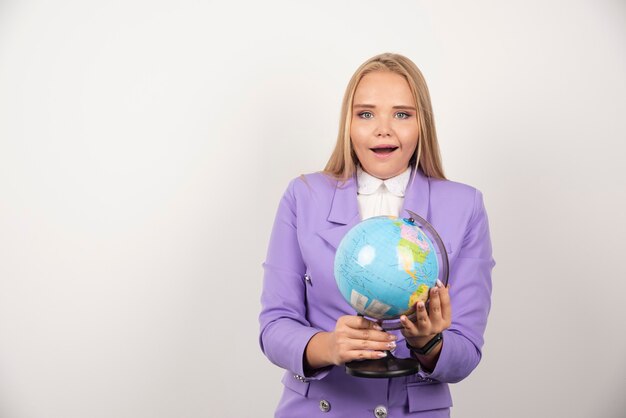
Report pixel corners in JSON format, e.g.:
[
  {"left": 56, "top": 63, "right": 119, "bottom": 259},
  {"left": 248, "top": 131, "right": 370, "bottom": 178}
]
[{"left": 345, "top": 352, "right": 420, "bottom": 378}]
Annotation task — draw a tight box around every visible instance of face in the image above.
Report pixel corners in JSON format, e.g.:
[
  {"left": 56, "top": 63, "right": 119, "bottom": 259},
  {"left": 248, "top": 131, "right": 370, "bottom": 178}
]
[{"left": 350, "top": 71, "right": 419, "bottom": 180}]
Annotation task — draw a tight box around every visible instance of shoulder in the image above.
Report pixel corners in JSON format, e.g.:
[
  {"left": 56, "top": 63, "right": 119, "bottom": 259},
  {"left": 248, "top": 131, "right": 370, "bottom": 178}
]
[
  {"left": 426, "top": 176, "right": 489, "bottom": 222},
  {"left": 275, "top": 172, "right": 339, "bottom": 216},
  {"left": 284, "top": 171, "right": 339, "bottom": 199},
  {"left": 429, "top": 177, "right": 481, "bottom": 203}
]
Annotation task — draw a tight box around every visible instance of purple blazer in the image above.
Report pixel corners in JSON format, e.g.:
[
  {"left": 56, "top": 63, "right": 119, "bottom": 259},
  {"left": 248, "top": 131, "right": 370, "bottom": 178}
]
[{"left": 259, "top": 169, "right": 495, "bottom": 417}]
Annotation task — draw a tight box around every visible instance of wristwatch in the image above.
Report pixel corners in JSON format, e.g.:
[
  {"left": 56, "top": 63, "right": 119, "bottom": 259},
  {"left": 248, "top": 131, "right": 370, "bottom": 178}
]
[{"left": 406, "top": 333, "right": 443, "bottom": 355}]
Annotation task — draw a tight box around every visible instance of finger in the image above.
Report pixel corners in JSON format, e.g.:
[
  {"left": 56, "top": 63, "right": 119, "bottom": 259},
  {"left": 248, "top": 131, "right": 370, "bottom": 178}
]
[
  {"left": 399, "top": 314, "right": 419, "bottom": 337},
  {"left": 352, "top": 337, "right": 397, "bottom": 352},
  {"left": 439, "top": 286, "right": 452, "bottom": 324},
  {"left": 341, "top": 315, "right": 383, "bottom": 331},
  {"left": 348, "top": 350, "right": 389, "bottom": 362},
  {"left": 345, "top": 327, "right": 396, "bottom": 343},
  {"left": 335, "top": 329, "right": 396, "bottom": 352},
  {"left": 336, "top": 317, "right": 393, "bottom": 341},
  {"left": 414, "top": 301, "right": 432, "bottom": 334},
  {"left": 428, "top": 287, "right": 443, "bottom": 328}
]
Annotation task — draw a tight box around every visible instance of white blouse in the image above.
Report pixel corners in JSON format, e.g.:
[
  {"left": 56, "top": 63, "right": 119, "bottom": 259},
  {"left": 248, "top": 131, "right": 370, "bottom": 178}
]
[{"left": 356, "top": 166, "right": 412, "bottom": 220}]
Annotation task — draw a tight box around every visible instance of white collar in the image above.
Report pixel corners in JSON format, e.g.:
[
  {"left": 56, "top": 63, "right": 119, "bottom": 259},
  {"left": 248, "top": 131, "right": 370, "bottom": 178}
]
[{"left": 356, "top": 166, "right": 411, "bottom": 197}]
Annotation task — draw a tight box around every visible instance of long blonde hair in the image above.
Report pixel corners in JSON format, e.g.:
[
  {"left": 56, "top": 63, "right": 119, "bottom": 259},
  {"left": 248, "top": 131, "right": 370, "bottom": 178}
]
[{"left": 323, "top": 53, "right": 445, "bottom": 181}]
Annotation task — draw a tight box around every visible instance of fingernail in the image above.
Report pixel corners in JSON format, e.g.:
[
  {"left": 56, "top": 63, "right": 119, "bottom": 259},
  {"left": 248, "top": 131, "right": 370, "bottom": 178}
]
[
  {"left": 432, "top": 287, "right": 439, "bottom": 295},
  {"left": 388, "top": 334, "right": 397, "bottom": 341},
  {"left": 387, "top": 341, "right": 396, "bottom": 349},
  {"left": 378, "top": 351, "right": 387, "bottom": 358},
  {"left": 436, "top": 279, "right": 444, "bottom": 288},
  {"left": 373, "top": 324, "right": 383, "bottom": 331}
]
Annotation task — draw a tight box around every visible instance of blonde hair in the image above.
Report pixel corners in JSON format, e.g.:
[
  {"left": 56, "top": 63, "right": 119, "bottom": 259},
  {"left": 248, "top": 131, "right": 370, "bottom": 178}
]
[{"left": 323, "top": 53, "right": 445, "bottom": 181}]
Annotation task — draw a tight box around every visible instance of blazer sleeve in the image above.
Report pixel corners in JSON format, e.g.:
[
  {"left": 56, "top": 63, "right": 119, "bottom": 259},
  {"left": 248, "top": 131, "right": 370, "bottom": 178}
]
[
  {"left": 397, "top": 189, "right": 495, "bottom": 383},
  {"left": 258, "top": 179, "right": 327, "bottom": 379}
]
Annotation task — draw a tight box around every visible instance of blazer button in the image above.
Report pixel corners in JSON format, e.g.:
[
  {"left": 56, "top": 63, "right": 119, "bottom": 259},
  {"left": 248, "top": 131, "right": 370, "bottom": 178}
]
[
  {"left": 319, "top": 399, "right": 331, "bottom": 412},
  {"left": 374, "top": 405, "right": 387, "bottom": 418}
]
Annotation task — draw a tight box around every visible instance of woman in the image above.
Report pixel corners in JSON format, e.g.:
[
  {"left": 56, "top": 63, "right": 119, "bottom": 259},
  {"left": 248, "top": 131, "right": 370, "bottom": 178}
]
[{"left": 259, "top": 53, "right": 495, "bottom": 417}]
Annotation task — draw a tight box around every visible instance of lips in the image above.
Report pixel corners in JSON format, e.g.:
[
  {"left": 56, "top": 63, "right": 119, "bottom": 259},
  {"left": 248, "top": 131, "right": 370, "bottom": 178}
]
[{"left": 370, "top": 145, "right": 399, "bottom": 154}]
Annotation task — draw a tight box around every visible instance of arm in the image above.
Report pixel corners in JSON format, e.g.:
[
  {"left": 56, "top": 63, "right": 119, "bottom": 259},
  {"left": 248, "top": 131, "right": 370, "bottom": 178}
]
[{"left": 259, "top": 180, "right": 318, "bottom": 378}]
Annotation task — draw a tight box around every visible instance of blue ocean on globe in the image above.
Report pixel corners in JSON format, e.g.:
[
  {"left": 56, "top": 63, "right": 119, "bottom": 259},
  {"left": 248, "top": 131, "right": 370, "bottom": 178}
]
[{"left": 334, "top": 216, "right": 440, "bottom": 320}]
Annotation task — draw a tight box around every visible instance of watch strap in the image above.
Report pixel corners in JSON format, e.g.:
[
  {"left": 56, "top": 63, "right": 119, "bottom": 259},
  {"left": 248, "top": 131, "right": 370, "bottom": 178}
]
[{"left": 406, "top": 332, "right": 443, "bottom": 355}]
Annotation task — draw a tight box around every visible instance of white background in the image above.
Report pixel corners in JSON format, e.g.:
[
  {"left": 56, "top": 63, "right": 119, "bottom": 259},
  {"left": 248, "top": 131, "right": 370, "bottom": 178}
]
[{"left": 1, "top": 1, "right": 625, "bottom": 417}]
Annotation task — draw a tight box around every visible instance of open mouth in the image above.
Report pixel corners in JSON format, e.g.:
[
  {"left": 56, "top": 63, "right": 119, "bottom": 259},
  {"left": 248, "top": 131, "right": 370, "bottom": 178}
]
[{"left": 371, "top": 145, "right": 399, "bottom": 155}]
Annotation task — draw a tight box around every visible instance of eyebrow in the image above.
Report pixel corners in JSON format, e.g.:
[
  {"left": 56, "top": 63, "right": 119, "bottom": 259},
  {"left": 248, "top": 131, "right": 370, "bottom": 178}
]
[{"left": 353, "top": 104, "right": 417, "bottom": 111}]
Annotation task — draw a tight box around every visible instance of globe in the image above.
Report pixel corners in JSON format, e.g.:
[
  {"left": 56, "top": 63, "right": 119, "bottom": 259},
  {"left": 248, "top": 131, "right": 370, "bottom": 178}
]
[{"left": 334, "top": 215, "right": 441, "bottom": 322}]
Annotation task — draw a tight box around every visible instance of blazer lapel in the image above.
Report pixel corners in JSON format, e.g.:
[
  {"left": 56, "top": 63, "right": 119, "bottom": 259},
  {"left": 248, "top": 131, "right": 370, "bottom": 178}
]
[
  {"left": 317, "top": 167, "right": 432, "bottom": 250},
  {"left": 401, "top": 168, "right": 431, "bottom": 222},
  {"left": 317, "top": 175, "right": 361, "bottom": 250},
  {"left": 403, "top": 169, "right": 452, "bottom": 254}
]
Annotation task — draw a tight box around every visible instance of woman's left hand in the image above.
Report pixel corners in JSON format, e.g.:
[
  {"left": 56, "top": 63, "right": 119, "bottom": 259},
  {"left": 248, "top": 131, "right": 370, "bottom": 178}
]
[{"left": 400, "top": 283, "right": 452, "bottom": 350}]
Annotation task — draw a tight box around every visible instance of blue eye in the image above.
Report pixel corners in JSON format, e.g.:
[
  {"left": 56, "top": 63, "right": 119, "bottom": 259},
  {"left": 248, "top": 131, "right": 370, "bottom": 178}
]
[
  {"left": 395, "top": 112, "right": 411, "bottom": 120},
  {"left": 358, "top": 111, "right": 374, "bottom": 119}
]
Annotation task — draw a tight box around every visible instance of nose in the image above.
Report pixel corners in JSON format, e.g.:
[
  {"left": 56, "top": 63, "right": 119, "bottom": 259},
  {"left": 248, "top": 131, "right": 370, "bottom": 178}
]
[{"left": 375, "top": 116, "right": 392, "bottom": 137}]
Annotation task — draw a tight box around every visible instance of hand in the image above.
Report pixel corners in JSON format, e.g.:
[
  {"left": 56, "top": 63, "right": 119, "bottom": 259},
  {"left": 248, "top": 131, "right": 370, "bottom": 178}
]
[
  {"left": 400, "top": 282, "right": 452, "bottom": 349},
  {"left": 326, "top": 315, "right": 397, "bottom": 366}
]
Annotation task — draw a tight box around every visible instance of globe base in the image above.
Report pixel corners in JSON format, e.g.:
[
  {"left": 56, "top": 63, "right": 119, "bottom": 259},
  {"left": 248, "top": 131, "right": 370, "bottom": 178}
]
[{"left": 345, "top": 352, "right": 420, "bottom": 378}]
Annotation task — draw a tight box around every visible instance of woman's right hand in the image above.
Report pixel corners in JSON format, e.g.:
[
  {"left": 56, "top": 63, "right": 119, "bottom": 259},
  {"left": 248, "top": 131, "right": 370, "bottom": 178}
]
[{"left": 305, "top": 315, "right": 397, "bottom": 370}]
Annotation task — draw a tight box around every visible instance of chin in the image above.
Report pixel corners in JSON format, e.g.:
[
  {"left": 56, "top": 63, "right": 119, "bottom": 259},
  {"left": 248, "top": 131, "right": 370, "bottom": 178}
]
[{"left": 363, "top": 164, "right": 407, "bottom": 180}]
